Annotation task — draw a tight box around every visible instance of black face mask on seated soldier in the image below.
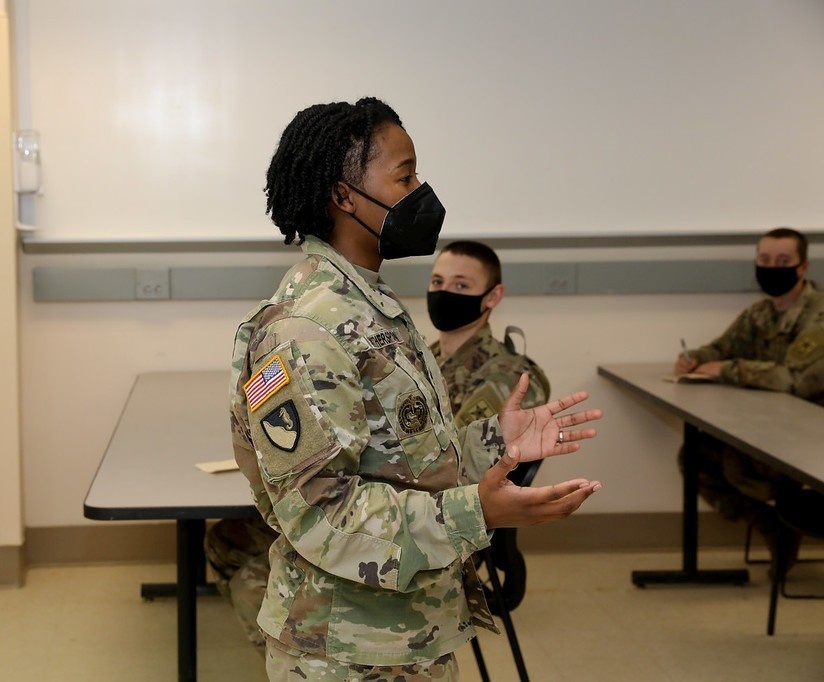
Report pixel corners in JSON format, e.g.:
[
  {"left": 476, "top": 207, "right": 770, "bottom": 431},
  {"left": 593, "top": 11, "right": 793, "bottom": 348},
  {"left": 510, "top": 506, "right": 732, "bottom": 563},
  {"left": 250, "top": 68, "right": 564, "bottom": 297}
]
[
  {"left": 756, "top": 264, "right": 802, "bottom": 298},
  {"left": 427, "top": 286, "right": 495, "bottom": 332},
  {"left": 345, "top": 182, "right": 446, "bottom": 260}
]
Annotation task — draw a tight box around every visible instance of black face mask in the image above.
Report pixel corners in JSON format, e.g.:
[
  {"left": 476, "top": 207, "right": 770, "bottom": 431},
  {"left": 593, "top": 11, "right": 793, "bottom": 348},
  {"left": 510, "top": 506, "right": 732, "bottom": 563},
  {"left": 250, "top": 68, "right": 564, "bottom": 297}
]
[
  {"left": 427, "top": 286, "right": 495, "bottom": 332},
  {"left": 345, "top": 182, "right": 446, "bottom": 260},
  {"left": 755, "top": 264, "right": 801, "bottom": 297}
]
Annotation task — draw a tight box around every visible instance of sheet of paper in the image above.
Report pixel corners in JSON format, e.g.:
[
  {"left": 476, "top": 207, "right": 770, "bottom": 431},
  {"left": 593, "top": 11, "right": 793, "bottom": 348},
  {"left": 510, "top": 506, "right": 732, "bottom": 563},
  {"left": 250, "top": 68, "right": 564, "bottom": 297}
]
[
  {"left": 195, "top": 459, "right": 239, "bottom": 473},
  {"left": 662, "top": 373, "right": 716, "bottom": 384}
]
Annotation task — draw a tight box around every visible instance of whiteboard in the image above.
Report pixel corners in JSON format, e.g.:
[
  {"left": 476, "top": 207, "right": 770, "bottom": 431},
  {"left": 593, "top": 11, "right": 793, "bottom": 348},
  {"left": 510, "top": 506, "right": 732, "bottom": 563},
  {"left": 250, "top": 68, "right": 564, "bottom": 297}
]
[{"left": 14, "top": 0, "right": 824, "bottom": 243}]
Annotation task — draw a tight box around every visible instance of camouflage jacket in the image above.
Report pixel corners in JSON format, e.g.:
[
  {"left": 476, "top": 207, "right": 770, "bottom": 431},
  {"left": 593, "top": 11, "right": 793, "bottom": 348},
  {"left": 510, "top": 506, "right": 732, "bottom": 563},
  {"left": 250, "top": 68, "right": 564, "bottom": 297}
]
[
  {"left": 431, "top": 324, "right": 550, "bottom": 428},
  {"left": 687, "top": 282, "right": 824, "bottom": 405},
  {"left": 229, "top": 236, "right": 505, "bottom": 666}
]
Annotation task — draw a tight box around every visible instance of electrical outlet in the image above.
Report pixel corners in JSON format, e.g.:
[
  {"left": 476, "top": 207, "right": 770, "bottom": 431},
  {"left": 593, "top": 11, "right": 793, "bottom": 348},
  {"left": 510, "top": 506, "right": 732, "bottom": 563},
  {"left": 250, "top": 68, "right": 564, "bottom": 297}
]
[
  {"left": 547, "top": 277, "right": 573, "bottom": 293},
  {"left": 545, "top": 264, "right": 576, "bottom": 294},
  {"left": 135, "top": 268, "right": 170, "bottom": 299}
]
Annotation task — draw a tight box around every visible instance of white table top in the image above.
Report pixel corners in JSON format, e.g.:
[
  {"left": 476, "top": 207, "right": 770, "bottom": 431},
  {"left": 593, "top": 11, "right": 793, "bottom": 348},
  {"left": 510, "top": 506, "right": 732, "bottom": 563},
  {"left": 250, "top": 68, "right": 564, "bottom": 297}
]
[
  {"left": 84, "top": 371, "right": 256, "bottom": 520},
  {"left": 598, "top": 362, "right": 824, "bottom": 493}
]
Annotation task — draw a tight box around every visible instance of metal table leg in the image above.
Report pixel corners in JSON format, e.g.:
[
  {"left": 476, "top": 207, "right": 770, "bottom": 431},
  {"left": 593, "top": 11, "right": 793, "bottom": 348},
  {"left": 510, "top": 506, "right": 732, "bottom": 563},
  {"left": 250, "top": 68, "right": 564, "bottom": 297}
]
[{"left": 632, "top": 424, "right": 749, "bottom": 587}]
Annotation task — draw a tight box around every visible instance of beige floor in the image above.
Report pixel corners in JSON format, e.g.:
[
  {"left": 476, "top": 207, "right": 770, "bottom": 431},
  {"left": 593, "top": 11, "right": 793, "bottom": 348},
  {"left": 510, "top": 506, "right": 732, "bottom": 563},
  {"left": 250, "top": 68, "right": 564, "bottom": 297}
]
[{"left": 1, "top": 549, "right": 822, "bottom": 682}]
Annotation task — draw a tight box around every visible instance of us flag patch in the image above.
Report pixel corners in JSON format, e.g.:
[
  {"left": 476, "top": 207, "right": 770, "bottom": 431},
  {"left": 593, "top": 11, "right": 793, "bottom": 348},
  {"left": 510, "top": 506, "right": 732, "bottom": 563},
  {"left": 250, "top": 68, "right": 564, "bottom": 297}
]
[{"left": 244, "top": 354, "right": 290, "bottom": 412}]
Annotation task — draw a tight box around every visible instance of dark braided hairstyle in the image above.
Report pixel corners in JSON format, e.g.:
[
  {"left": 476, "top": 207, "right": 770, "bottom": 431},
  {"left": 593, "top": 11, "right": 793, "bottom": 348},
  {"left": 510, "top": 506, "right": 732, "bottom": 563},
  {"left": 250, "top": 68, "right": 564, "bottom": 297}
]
[{"left": 265, "top": 97, "right": 403, "bottom": 245}]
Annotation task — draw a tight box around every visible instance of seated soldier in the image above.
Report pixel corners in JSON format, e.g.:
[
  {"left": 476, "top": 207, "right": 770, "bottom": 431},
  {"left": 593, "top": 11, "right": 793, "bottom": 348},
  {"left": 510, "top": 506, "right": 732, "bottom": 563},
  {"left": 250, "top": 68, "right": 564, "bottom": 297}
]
[
  {"left": 675, "top": 227, "right": 824, "bottom": 567},
  {"left": 428, "top": 240, "right": 550, "bottom": 425}
]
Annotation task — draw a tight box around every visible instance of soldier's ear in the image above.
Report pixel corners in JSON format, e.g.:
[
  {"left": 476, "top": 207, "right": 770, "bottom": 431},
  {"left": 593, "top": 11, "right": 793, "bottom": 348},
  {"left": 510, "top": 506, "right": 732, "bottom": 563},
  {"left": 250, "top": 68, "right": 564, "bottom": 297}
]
[
  {"left": 332, "top": 182, "right": 355, "bottom": 213},
  {"left": 483, "top": 284, "right": 504, "bottom": 311}
]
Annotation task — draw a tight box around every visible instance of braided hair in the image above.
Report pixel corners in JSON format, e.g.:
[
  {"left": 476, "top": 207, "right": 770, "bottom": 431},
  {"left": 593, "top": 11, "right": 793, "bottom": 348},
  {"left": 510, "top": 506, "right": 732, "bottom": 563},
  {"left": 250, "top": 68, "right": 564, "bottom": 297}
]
[{"left": 265, "top": 97, "right": 403, "bottom": 245}]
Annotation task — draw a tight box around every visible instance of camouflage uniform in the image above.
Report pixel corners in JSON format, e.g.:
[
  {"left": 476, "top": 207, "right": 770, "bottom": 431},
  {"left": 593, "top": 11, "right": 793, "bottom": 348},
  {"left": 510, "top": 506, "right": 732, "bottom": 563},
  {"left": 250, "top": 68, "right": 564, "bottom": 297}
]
[
  {"left": 431, "top": 324, "right": 550, "bottom": 428},
  {"left": 681, "top": 282, "right": 824, "bottom": 553},
  {"left": 203, "top": 515, "right": 275, "bottom": 651},
  {"left": 230, "top": 236, "right": 506, "bottom": 671},
  {"left": 211, "top": 312, "right": 550, "bottom": 655}
]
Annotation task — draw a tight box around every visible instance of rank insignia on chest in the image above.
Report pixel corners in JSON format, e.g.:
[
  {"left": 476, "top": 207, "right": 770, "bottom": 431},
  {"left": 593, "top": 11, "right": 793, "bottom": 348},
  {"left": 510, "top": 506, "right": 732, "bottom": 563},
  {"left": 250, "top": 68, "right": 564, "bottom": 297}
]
[
  {"left": 244, "top": 354, "right": 290, "bottom": 412},
  {"left": 261, "top": 400, "right": 301, "bottom": 452}
]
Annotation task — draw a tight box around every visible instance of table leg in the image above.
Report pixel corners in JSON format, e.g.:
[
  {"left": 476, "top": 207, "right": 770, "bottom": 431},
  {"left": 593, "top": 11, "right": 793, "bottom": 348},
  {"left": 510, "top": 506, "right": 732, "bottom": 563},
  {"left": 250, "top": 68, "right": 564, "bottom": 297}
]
[
  {"left": 631, "top": 423, "right": 749, "bottom": 587},
  {"left": 141, "top": 522, "right": 218, "bottom": 601},
  {"left": 177, "top": 518, "right": 201, "bottom": 682}
]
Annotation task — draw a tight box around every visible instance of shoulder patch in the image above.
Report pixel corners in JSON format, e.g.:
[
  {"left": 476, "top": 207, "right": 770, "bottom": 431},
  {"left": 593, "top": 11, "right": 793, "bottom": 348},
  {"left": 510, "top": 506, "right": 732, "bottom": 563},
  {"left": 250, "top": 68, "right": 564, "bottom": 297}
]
[
  {"left": 454, "top": 381, "right": 507, "bottom": 428},
  {"left": 244, "top": 354, "right": 290, "bottom": 412},
  {"left": 786, "top": 326, "right": 824, "bottom": 370},
  {"left": 261, "top": 400, "right": 301, "bottom": 452}
]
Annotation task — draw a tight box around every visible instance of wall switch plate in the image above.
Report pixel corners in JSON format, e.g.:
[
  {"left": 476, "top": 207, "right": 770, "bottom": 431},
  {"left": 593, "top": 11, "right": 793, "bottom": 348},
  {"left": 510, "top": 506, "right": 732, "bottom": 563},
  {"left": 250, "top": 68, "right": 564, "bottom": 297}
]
[{"left": 135, "top": 268, "right": 170, "bottom": 299}]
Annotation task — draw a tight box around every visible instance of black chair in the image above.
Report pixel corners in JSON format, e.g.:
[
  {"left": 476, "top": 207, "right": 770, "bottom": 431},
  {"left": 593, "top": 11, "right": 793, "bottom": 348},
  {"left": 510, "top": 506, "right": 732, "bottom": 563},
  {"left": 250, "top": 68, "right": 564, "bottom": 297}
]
[
  {"left": 471, "top": 459, "right": 541, "bottom": 682},
  {"left": 767, "top": 487, "right": 824, "bottom": 635},
  {"left": 743, "top": 522, "right": 771, "bottom": 565}
]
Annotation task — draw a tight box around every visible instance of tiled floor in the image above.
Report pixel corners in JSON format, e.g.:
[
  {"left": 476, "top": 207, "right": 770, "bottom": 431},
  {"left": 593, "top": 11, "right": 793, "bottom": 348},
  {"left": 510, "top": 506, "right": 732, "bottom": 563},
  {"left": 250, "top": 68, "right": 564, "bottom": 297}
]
[{"left": 1, "top": 549, "right": 822, "bottom": 681}]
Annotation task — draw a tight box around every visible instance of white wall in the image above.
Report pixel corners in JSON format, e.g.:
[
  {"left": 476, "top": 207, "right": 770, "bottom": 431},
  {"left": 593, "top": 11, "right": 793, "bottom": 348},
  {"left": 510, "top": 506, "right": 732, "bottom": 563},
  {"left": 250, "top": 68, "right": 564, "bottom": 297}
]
[
  {"left": 20, "top": 243, "right": 801, "bottom": 528},
  {"left": 14, "top": 0, "right": 824, "bottom": 242}
]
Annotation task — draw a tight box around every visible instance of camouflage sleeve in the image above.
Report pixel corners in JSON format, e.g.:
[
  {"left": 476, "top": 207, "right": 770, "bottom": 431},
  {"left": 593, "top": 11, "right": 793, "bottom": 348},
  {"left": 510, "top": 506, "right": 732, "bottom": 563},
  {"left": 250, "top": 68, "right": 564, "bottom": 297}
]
[
  {"left": 239, "top": 316, "right": 489, "bottom": 594},
  {"left": 457, "top": 416, "right": 508, "bottom": 484},
  {"left": 231, "top": 314, "right": 277, "bottom": 529},
  {"left": 689, "top": 309, "right": 754, "bottom": 366},
  {"left": 721, "top": 323, "right": 824, "bottom": 401},
  {"left": 451, "top": 357, "right": 549, "bottom": 483},
  {"left": 452, "top": 363, "right": 548, "bottom": 429}
]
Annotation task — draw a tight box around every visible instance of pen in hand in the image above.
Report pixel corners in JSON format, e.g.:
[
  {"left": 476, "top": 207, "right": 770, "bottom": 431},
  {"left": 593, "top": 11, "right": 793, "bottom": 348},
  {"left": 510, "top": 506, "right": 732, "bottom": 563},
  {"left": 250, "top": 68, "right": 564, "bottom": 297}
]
[{"left": 680, "top": 338, "right": 690, "bottom": 363}]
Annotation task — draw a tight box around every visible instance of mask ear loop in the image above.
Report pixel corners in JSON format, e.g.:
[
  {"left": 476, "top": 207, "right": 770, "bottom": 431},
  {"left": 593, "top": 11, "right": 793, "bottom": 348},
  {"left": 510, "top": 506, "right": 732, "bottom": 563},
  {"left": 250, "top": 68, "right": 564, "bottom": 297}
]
[
  {"left": 479, "top": 283, "right": 499, "bottom": 316},
  {"left": 342, "top": 183, "right": 390, "bottom": 241},
  {"left": 344, "top": 183, "right": 394, "bottom": 210}
]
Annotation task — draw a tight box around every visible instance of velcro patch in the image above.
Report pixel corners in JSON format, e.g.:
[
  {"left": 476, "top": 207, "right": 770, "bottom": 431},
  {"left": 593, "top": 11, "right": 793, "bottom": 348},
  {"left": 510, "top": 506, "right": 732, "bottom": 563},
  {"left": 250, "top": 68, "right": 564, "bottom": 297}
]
[
  {"left": 454, "top": 381, "right": 507, "bottom": 427},
  {"left": 786, "top": 326, "right": 824, "bottom": 370},
  {"left": 261, "top": 400, "right": 301, "bottom": 452},
  {"left": 244, "top": 354, "right": 290, "bottom": 412},
  {"left": 366, "top": 328, "right": 402, "bottom": 349}
]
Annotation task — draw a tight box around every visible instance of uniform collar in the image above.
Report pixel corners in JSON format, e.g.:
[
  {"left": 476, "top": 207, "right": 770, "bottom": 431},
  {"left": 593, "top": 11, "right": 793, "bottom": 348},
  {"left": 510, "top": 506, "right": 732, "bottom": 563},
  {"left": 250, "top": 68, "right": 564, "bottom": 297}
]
[
  {"left": 301, "top": 236, "right": 405, "bottom": 318},
  {"left": 432, "top": 323, "right": 494, "bottom": 363},
  {"left": 773, "top": 280, "right": 817, "bottom": 331}
]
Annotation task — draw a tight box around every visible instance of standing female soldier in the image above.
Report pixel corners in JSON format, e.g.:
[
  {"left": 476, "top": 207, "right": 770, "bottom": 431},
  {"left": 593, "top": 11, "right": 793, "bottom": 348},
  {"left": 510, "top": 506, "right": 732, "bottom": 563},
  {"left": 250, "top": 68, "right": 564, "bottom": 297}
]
[{"left": 230, "top": 97, "right": 602, "bottom": 681}]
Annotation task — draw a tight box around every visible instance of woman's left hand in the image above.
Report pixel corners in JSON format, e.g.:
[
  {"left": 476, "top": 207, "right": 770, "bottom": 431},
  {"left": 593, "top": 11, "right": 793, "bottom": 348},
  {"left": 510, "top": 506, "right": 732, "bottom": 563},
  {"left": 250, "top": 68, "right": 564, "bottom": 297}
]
[{"left": 497, "top": 373, "right": 602, "bottom": 461}]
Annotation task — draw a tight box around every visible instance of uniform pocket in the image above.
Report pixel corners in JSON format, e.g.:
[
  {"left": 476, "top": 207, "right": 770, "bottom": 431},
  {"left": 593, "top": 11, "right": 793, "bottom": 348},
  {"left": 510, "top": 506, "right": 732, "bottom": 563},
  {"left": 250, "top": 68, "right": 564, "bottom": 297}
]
[{"left": 373, "top": 357, "right": 442, "bottom": 478}]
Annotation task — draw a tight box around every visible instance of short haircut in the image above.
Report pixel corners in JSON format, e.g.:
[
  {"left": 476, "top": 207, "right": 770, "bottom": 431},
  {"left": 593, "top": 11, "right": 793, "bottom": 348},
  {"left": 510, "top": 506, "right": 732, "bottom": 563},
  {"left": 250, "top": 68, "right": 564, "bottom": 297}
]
[
  {"left": 264, "top": 97, "right": 403, "bottom": 245},
  {"left": 440, "top": 240, "right": 502, "bottom": 288},
  {"left": 762, "top": 227, "right": 808, "bottom": 263}
]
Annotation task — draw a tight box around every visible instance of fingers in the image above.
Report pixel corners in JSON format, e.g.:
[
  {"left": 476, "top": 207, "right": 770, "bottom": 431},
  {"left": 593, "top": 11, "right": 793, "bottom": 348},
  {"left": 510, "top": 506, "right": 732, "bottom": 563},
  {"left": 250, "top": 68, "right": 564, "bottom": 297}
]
[
  {"left": 545, "top": 390, "right": 591, "bottom": 415},
  {"left": 486, "top": 446, "right": 521, "bottom": 487},
  {"left": 551, "top": 426, "right": 598, "bottom": 455},
  {"left": 675, "top": 357, "right": 697, "bottom": 375},
  {"left": 482, "top": 477, "right": 603, "bottom": 529},
  {"left": 531, "top": 479, "right": 602, "bottom": 521},
  {"left": 542, "top": 478, "right": 600, "bottom": 500},
  {"left": 554, "top": 409, "right": 603, "bottom": 430},
  {"left": 500, "top": 373, "right": 530, "bottom": 413}
]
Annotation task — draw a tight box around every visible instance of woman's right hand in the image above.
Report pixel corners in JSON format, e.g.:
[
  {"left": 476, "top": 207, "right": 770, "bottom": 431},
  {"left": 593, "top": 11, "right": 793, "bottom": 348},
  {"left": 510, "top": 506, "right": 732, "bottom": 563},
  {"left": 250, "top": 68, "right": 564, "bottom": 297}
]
[{"left": 478, "top": 446, "right": 601, "bottom": 530}]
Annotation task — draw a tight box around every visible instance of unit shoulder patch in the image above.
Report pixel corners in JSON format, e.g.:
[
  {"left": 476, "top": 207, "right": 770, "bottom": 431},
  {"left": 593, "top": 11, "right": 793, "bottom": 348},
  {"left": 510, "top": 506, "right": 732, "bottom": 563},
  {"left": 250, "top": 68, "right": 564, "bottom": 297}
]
[{"left": 261, "top": 400, "right": 301, "bottom": 452}]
